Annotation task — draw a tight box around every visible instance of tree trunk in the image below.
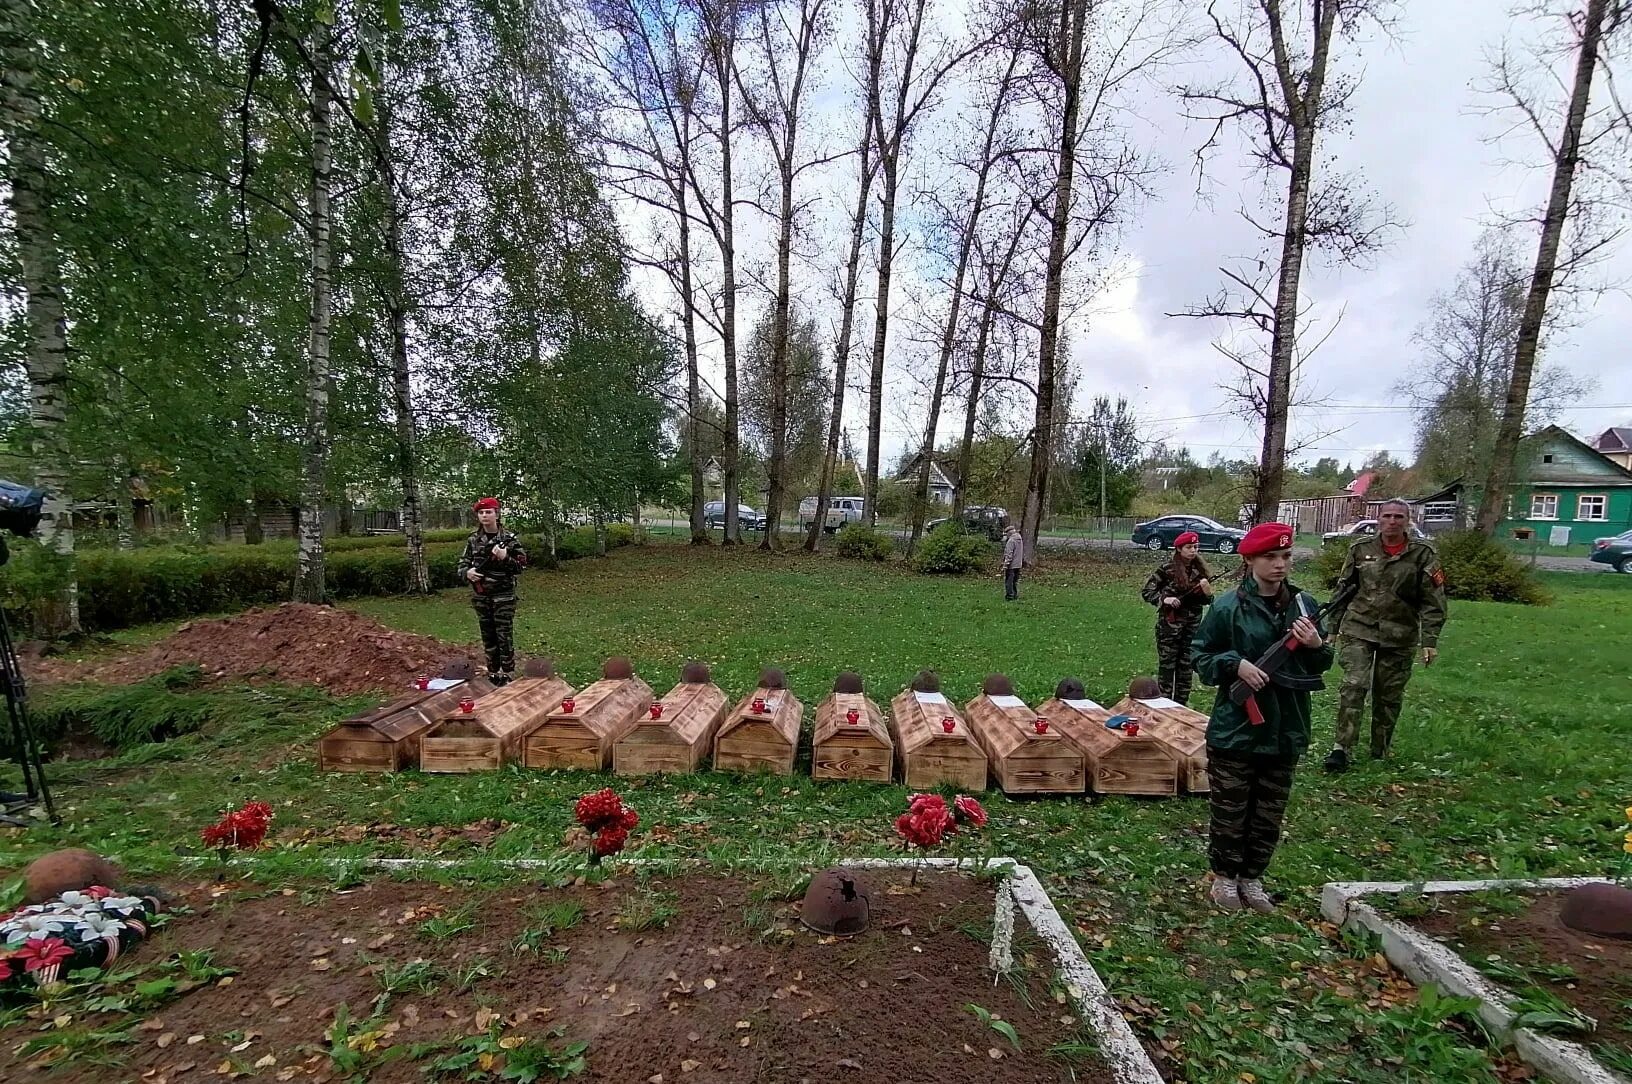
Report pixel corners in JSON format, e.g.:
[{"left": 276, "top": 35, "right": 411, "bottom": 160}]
[
  {"left": 862, "top": 154, "right": 899, "bottom": 529},
  {"left": 678, "top": 178, "right": 709, "bottom": 546},
  {"left": 807, "top": 121, "right": 875, "bottom": 552},
  {"left": 712, "top": 31, "right": 743, "bottom": 547},
  {"left": 0, "top": 0, "right": 80, "bottom": 635},
  {"left": 955, "top": 222, "right": 1027, "bottom": 520},
  {"left": 761, "top": 154, "right": 797, "bottom": 550},
  {"left": 1021, "top": 0, "right": 1087, "bottom": 567},
  {"left": 243, "top": 499, "right": 264, "bottom": 545},
  {"left": 1477, "top": 0, "right": 1609, "bottom": 534},
  {"left": 294, "top": 21, "right": 334, "bottom": 603},
  {"left": 377, "top": 79, "right": 429, "bottom": 593},
  {"left": 1254, "top": 131, "right": 1314, "bottom": 526}
]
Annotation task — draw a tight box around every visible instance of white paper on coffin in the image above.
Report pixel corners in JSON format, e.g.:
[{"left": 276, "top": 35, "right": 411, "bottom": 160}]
[
  {"left": 913, "top": 691, "right": 949, "bottom": 705},
  {"left": 424, "top": 678, "right": 463, "bottom": 692},
  {"left": 987, "top": 694, "right": 1026, "bottom": 709},
  {"left": 1063, "top": 698, "right": 1105, "bottom": 712},
  {"left": 1136, "top": 697, "right": 1183, "bottom": 709}
]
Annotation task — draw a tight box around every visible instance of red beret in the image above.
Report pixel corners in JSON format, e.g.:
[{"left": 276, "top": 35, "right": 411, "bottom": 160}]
[
  {"left": 1240, "top": 522, "right": 1294, "bottom": 557},
  {"left": 1174, "top": 531, "right": 1199, "bottom": 547},
  {"left": 473, "top": 497, "right": 500, "bottom": 512}
]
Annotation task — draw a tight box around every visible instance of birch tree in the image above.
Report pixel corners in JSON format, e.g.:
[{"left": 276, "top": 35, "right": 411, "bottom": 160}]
[
  {"left": 805, "top": 114, "right": 877, "bottom": 550},
  {"left": 736, "top": 0, "right": 829, "bottom": 548},
  {"left": 1179, "top": 0, "right": 1398, "bottom": 525},
  {"left": 294, "top": 18, "right": 336, "bottom": 603},
  {"left": 1475, "top": 0, "right": 1631, "bottom": 533},
  {"left": 0, "top": 0, "right": 78, "bottom": 633}
]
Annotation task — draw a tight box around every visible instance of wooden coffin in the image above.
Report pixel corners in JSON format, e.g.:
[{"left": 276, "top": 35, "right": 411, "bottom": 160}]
[
  {"left": 613, "top": 679, "right": 729, "bottom": 775},
  {"left": 1112, "top": 696, "right": 1210, "bottom": 793},
  {"left": 521, "top": 675, "right": 653, "bottom": 772},
  {"left": 811, "top": 692, "right": 893, "bottom": 783},
  {"left": 714, "top": 687, "right": 803, "bottom": 776},
  {"left": 317, "top": 678, "right": 494, "bottom": 772},
  {"left": 420, "top": 676, "right": 573, "bottom": 773},
  {"left": 887, "top": 689, "right": 987, "bottom": 791},
  {"left": 1038, "top": 695, "right": 1180, "bottom": 797},
  {"left": 963, "top": 692, "right": 1085, "bottom": 795}
]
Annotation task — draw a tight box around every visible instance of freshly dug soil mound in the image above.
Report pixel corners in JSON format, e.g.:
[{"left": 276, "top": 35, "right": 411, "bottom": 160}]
[{"left": 31, "top": 603, "right": 477, "bottom": 696}]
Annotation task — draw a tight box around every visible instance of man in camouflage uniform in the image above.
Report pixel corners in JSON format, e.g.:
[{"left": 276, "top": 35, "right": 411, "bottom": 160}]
[
  {"left": 1322, "top": 499, "right": 1448, "bottom": 772},
  {"left": 458, "top": 497, "right": 528, "bottom": 685}
]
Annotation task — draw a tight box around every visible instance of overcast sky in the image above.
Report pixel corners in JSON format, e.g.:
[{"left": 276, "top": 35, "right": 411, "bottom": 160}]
[{"left": 617, "top": 0, "right": 1632, "bottom": 479}]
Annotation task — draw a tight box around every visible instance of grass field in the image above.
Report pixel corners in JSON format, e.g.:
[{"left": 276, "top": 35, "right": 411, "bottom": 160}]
[{"left": 4, "top": 543, "right": 1629, "bottom": 1082}]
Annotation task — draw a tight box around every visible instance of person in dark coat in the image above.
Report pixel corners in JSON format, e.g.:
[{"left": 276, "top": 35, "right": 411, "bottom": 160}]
[{"left": 1140, "top": 531, "right": 1213, "bottom": 704}]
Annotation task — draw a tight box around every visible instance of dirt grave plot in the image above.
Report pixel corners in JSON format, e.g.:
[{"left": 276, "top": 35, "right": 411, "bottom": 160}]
[
  {"left": 0, "top": 870, "right": 1117, "bottom": 1083},
  {"left": 31, "top": 603, "right": 479, "bottom": 696},
  {"left": 1400, "top": 890, "right": 1632, "bottom": 1071}
]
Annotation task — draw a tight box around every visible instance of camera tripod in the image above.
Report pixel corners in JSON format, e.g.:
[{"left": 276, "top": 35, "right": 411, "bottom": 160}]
[{"left": 0, "top": 605, "right": 55, "bottom": 828}]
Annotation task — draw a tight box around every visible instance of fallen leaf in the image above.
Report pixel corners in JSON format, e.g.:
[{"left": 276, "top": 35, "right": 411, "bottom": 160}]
[
  {"left": 158, "top": 1034, "right": 177, "bottom": 1048},
  {"left": 253, "top": 1055, "right": 276, "bottom": 1069},
  {"left": 310, "top": 959, "right": 331, "bottom": 972},
  {"left": 681, "top": 1059, "right": 701, "bottom": 1073}
]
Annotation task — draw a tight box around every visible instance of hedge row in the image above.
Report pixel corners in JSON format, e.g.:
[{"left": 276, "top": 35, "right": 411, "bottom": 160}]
[{"left": 9, "top": 524, "right": 638, "bottom": 634}]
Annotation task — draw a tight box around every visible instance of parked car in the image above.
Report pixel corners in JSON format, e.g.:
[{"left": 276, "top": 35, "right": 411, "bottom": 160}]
[
  {"left": 1321, "top": 519, "right": 1428, "bottom": 545},
  {"left": 703, "top": 502, "right": 766, "bottom": 531},
  {"left": 799, "top": 495, "right": 866, "bottom": 533},
  {"left": 1589, "top": 529, "right": 1632, "bottom": 573},
  {"left": 925, "top": 505, "right": 1009, "bottom": 542},
  {"left": 1130, "top": 515, "right": 1248, "bottom": 554}
]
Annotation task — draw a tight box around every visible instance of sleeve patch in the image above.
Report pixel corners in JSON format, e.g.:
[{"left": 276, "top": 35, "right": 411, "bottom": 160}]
[{"left": 1430, "top": 567, "right": 1445, "bottom": 588}]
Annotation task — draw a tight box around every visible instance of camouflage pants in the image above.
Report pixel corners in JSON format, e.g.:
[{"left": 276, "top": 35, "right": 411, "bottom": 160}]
[
  {"left": 472, "top": 593, "right": 517, "bottom": 676},
  {"left": 1207, "top": 749, "right": 1298, "bottom": 879},
  {"left": 1335, "top": 636, "right": 1415, "bottom": 757},
  {"left": 1155, "top": 617, "right": 1200, "bottom": 705}
]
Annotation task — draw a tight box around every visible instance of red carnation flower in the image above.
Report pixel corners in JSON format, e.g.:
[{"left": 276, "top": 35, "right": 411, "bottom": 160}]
[
  {"left": 618, "top": 809, "right": 639, "bottom": 832},
  {"left": 201, "top": 800, "right": 274, "bottom": 851},
  {"left": 593, "top": 826, "right": 629, "bottom": 857},
  {"left": 952, "top": 795, "right": 987, "bottom": 828},
  {"left": 574, "top": 788, "right": 626, "bottom": 832}
]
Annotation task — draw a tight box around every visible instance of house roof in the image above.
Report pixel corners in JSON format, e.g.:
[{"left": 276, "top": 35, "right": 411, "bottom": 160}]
[
  {"left": 1347, "top": 471, "right": 1377, "bottom": 496},
  {"left": 1524, "top": 425, "right": 1632, "bottom": 485},
  {"left": 1594, "top": 426, "right": 1632, "bottom": 452},
  {"left": 893, "top": 452, "right": 960, "bottom": 489}
]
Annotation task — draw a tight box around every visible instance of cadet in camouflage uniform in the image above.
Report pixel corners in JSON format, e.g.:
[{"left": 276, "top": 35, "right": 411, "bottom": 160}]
[
  {"left": 1192, "top": 523, "right": 1333, "bottom": 913},
  {"left": 1321, "top": 499, "right": 1447, "bottom": 772},
  {"left": 1139, "top": 530, "right": 1213, "bottom": 704},
  {"left": 458, "top": 497, "right": 529, "bottom": 686}
]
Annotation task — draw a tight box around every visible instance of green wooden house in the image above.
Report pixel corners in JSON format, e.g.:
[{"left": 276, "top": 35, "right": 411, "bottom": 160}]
[{"left": 1502, "top": 426, "right": 1632, "bottom": 541}]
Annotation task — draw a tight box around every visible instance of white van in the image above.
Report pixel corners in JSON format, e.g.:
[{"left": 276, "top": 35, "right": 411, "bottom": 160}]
[{"left": 799, "top": 495, "right": 866, "bottom": 533}]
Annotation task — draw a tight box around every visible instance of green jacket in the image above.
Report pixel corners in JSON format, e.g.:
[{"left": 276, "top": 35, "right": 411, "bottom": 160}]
[
  {"left": 1327, "top": 536, "right": 1448, "bottom": 649},
  {"left": 1190, "top": 580, "right": 1335, "bottom": 757}
]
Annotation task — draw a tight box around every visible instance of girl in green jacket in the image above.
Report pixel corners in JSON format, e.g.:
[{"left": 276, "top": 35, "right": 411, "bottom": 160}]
[{"left": 1190, "top": 523, "right": 1333, "bottom": 913}]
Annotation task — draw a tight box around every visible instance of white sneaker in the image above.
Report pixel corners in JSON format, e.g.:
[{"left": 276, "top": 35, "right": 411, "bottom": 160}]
[
  {"left": 1208, "top": 876, "right": 1243, "bottom": 911},
  {"left": 1237, "top": 879, "right": 1275, "bottom": 914}
]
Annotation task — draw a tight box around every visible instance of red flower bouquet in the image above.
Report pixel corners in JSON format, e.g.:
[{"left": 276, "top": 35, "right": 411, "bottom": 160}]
[
  {"left": 574, "top": 789, "right": 638, "bottom": 863},
  {"left": 202, "top": 800, "right": 275, "bottom": 879}
]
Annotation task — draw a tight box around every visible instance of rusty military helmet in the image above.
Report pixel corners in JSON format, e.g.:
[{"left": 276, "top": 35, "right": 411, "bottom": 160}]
[
  {"left": 759, "top": 667, "right": 787, "bottom": 690},
  {"left": 800, "top": 868, "right": 872, "bottom": 936},
  {"left": 832, "top": 671, "right": 864, "bottom": 694},
  {"left": 522, "top": 657, "right": 556, "bottom": 679},
  {"left": 1054, "top": 677, "right": 1086, "bottom": 700},
  {"left": 909, "top": 669, "right": 940, "bottom": 693},
  {"left": 1128, "top": 676, "right": 1162, "bottom": 699},
  {"left": 981, "top": 673, "right": 1014, "bottom": 697},
  {"left": 681, "top": 660, "right": 711, "bottom": 684}
]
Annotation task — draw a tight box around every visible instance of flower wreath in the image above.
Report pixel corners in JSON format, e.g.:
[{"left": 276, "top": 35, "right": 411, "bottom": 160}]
[{"left": 0, "top": 887, "right": 164, "bottom": 987}]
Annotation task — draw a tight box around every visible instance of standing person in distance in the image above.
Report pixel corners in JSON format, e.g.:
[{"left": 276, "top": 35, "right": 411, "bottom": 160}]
[
  {"left": 1191, "top": 523, "right": 1334, "bottom": 913},
  {"left": 457, "top": 497, "right": 528, "bottom": 686},
  {"left": 1140, "top": 530, "right": 1213, "bottom": 704},
  {"left": 1000, "top": 524, "right": 1023, "bottom": 602},
  {"left": 1321, "top": 499, "right": 1448, "bottom": 772}
]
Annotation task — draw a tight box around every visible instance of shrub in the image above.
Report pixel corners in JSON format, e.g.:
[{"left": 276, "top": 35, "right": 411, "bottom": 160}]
[
  {"left": 1432, "top": 530, "right": 1550, "bottom": 605},
  {"left": 1310, "top": 531, "right": 1547, "bottom": 605},
  {"left": 911, "top": 524, "right": 994, "bottom": 575},
  {"left": 834, "top": 523, "right": 894, "bottom": 561}
]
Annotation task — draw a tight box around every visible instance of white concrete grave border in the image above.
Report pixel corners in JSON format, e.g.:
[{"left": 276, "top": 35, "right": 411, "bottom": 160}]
[
  {"left": 354, "top": 855, "right": 1165, "bottom": 1084},
  {"left": 1321, "top": 876, "right": 1628, "bottom": 1084}
]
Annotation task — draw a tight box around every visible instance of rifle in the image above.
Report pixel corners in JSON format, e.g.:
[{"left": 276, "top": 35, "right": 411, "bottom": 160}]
[
  {"left": 1228, "top": 579, "right": 1358, "bottom": 726},
  {"left": 1160, "top": 561, "right": 1243, "bottom": 625},
  {"left": 468, "top": 532, "right": 517, "bottom": 596}
]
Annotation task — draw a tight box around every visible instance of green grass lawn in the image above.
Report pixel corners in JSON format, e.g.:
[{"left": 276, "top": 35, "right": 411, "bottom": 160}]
[{"left": 4, "top": 544, "right": 1629, "bottom": 1082}]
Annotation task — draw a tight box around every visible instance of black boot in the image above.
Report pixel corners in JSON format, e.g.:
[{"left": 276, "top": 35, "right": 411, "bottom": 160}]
[
  {"left": 1322, "top": 747, "right": 1350, "bottom": 774},
  {"left": 490, "top": 671, "right": 512, "bottom": 688}
]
